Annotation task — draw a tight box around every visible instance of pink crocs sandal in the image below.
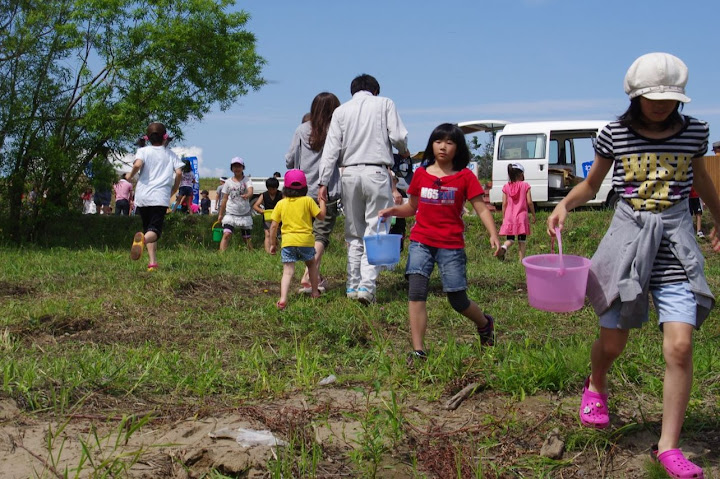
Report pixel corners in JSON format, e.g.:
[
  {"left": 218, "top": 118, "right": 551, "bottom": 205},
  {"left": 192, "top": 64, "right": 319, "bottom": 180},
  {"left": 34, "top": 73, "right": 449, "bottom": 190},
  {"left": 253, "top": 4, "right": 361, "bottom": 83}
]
[
  {"left": 579, "top": 376, "right": 609, "bottom": 429},
  {"left": 276, "top": 301, "right": 287, "bottom": 310},
  {"left": 652, "top": 445, "right": 704, "bottom": 479}
]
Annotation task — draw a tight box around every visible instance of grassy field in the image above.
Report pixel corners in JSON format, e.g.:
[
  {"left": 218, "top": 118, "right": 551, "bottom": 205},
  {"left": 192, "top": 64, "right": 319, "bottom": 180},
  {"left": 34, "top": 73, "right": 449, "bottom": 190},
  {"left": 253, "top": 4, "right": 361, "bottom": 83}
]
[{"left": 0, "top": 208, "right": 718, "bottom": 478}]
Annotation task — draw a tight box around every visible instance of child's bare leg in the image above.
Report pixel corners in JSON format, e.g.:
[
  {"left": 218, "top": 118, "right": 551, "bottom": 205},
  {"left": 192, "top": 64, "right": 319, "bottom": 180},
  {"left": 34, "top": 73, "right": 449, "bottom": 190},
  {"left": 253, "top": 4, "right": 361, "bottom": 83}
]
[
  {"left": 518, "top": 241, "right": 527, "bottom": 261},
  {"left": 409, "top": 301, "right": 428, "bottom": 351},
  {"left": 279, "top": 262, "right": 295, "bottom": 305},
  {"left": 301, "top": 241, "right": 325, "bottom": 285},
  {"left": 264, "top": 230, "right": 271, "bottom": 253},
  {"left": 502, "top": 239, "right": 514, "bottom": 250},
  {"left": 459, "top": 300, "right": 490, "bottom": 329},
  {"left": 305, "top": 257, "right": 320, "bottom": 296},
  {"left": 244, "top": 236, "right": 253, "bottom": 250},
  {"left": 588, "top": 327, "right": 630, "bottom": 394},
  {"left": 219, "top": 232, "right": 231, "bottom": 252},
  {"left": 657, "top": 322, "right": 694, "bottom": 453},
  {"left": 144, "top": 231, "right": 158, "bottom": 265},
  {"left": 696, "top": 214, "right": 702, "bottom": 234}
]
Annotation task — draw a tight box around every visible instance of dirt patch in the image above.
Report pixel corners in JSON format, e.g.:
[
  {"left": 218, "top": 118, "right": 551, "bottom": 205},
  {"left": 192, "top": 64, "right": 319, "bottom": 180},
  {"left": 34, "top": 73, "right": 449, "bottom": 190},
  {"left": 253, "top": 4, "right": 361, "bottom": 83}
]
[
  {"left": 0, "top": 281, "right": 33, "bottom": 298},
  {"left": 1, "top": 389, "right": 717, "bottom": 478}
]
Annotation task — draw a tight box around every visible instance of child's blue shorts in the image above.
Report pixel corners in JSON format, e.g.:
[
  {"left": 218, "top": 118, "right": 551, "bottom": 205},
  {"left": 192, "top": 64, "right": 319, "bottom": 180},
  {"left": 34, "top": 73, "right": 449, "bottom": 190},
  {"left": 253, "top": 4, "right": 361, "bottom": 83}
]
[
  {"left": 599, "top": 282, "right": 697, "bottom": 330},
  {"left": 405, "top": 241, "right": 467, "bottom": 292},
  {"left": 281, "top": 246, "right": 315, "bottom": 263}
]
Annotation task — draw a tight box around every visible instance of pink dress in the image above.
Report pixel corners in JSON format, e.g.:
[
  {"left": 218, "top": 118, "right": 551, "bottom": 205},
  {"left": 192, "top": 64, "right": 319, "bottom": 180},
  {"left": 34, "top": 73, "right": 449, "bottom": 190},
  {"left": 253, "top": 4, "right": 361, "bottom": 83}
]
[{"left": 499, "top": 181, "right": 531, "bottom": 236}]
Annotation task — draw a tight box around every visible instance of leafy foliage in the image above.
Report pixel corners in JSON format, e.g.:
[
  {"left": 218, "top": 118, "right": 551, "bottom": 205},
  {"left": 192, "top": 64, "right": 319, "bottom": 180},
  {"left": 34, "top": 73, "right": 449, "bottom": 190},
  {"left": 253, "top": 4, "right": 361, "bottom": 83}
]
[{"left": 0, "top": 0, "right": 265, "bottom": 241}]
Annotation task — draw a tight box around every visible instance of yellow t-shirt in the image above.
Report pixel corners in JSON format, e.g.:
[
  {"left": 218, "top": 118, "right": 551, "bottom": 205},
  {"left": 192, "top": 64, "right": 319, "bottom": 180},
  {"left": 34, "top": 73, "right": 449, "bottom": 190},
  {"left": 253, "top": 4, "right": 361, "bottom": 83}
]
[{"left": 270, "top": 196, "right": 319, "bottom": 247}]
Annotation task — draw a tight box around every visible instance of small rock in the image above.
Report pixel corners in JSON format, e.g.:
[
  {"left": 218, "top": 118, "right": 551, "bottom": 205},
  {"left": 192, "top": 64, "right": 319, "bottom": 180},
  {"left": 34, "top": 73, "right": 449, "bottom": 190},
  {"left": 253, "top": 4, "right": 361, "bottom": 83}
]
[
  {"left": 318, "top": 374, "right": 337, "bottom": 386},
  {"left": 540, "top": 428, "right": 565, "bottom": 459}
]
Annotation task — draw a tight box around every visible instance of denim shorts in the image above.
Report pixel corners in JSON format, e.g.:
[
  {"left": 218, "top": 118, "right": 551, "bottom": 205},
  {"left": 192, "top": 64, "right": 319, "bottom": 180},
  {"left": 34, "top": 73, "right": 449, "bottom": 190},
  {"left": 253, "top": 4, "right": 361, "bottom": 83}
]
[
  {"left": 405, "top": 241, "right": 467, "bottom": 292},
  {"left": 599, "top": 282, "right": 697, "bottom": 330},
  {"left": 280, "top": 246, "right": 316, "bottom": 263}
]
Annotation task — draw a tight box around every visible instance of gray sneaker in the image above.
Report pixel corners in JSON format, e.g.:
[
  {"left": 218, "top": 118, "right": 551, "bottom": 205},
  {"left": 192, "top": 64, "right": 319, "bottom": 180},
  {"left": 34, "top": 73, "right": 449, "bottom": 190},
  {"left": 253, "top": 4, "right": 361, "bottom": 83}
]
[
  {"left": 346, "top": 288, "right": 358, "bottom": 299},
  {"left": 357, "top": 288, "right": 375, "bottom": 305}
]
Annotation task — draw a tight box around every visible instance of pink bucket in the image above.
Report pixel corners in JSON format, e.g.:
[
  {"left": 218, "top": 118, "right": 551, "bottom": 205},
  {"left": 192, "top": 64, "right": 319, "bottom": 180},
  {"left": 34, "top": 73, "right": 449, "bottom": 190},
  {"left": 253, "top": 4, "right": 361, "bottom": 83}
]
[{"left": 521, "top": 228, "right": 591, "bottom": 313}]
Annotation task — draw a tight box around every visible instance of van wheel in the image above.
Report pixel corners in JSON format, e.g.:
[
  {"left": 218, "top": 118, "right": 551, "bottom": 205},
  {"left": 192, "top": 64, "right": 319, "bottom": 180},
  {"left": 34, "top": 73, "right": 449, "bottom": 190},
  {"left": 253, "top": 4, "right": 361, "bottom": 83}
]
[{"left": 605, "top": 192, "right": 619, "bottom": 209}]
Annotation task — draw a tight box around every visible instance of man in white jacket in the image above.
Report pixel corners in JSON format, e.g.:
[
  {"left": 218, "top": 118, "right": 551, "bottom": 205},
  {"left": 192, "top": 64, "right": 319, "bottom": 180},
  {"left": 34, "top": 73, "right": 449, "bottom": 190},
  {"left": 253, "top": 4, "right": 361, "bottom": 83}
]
[{"left": 318, "top": 74, "right": 410, "bottom": 304}]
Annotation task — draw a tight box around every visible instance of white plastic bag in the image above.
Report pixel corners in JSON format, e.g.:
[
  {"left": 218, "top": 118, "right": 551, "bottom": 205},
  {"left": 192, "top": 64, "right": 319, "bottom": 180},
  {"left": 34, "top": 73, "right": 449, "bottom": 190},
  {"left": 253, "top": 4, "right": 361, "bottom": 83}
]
[{"left": 209, "top": 427, "right": 287, "bottom": 447}]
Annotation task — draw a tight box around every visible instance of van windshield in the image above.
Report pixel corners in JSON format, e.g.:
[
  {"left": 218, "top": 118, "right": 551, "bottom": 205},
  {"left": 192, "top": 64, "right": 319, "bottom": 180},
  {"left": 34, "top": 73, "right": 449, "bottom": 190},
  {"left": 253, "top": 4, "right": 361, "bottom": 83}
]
[{"left": 498, "top": 134, "right": 546, "bottom": 160}]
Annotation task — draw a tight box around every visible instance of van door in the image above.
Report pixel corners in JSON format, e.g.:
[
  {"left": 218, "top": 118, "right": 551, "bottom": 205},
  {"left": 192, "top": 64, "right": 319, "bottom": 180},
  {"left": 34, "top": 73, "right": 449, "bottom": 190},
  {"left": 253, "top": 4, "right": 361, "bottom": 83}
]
[
  {"left": 548, "top": 129, "right": 599, "bottom": 201},
  {"left": 495, "top": 132, "right": 548, "bottom": 201}
]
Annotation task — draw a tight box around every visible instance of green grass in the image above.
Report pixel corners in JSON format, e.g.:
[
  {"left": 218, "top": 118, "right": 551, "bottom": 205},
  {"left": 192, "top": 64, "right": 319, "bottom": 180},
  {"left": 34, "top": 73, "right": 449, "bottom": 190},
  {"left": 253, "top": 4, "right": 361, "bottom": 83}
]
[{"left": 0, "top": 208, "right": 718, "bottom": 477}]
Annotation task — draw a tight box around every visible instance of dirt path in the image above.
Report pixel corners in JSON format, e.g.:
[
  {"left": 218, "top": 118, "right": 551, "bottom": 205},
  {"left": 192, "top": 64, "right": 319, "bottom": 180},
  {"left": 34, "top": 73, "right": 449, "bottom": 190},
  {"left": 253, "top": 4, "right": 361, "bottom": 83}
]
[{"left": 1, "top": 388, "right": 717, "bottom": 478}]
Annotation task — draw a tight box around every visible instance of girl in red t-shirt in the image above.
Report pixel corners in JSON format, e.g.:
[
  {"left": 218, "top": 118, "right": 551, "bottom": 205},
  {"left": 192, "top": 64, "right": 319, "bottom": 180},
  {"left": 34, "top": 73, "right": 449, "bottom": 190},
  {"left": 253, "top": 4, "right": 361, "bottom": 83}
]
[{"left": 379, "top": 123, "right": 501, "bottom": 360}]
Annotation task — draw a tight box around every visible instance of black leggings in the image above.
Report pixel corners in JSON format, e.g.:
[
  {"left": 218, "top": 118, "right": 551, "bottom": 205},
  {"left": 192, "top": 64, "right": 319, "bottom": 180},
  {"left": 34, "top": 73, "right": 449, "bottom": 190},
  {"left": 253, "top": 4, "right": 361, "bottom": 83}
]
[{"left": 407, "top": 274, "right": 470, "bottom": 312}]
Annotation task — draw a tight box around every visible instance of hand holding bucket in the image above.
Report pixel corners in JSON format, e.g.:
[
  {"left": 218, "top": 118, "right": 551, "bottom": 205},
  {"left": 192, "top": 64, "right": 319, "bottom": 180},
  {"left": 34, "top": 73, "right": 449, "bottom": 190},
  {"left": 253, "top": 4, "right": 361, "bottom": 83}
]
[{"left": 521, "top": 228, "right": 591, "bottom": 312}]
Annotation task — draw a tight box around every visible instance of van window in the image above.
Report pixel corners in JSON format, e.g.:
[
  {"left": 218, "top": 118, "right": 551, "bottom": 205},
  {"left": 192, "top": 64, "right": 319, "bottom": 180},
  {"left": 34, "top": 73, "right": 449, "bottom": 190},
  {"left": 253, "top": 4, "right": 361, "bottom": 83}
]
[
  {"left": 498, "top": 134, "right": 546, "bottom": 160},
  {"left": 572, "top": 137, "right": 595, "bottom": 177}
]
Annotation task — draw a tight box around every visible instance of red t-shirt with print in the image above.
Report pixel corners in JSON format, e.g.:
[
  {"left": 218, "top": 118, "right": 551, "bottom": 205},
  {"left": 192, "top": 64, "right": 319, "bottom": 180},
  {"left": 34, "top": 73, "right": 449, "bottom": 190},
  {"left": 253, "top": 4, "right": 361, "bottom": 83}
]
[{"left": 407, "top": 167, "right": 484, "bottom": 249}]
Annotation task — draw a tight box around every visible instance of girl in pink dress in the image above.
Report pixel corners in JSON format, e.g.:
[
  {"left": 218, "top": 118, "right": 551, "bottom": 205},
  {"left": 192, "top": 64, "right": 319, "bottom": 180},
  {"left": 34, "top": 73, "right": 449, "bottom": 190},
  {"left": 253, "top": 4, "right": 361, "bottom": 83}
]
[{"left": 498, "top": 163, "right": 535, "bottom": 261}]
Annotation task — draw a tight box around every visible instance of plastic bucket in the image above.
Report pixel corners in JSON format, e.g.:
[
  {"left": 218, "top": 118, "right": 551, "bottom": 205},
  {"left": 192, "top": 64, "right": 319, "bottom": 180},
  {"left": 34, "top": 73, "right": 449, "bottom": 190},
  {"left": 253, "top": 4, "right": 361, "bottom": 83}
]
[
  {"left": 364, "top": 221, "right": 402, "bottom": 265},
  {"left": 521, "top": 228, "right": 591, "bottom": 312},
  {"left": 212, "top": 221, "right": 223, "bottom": 242}
]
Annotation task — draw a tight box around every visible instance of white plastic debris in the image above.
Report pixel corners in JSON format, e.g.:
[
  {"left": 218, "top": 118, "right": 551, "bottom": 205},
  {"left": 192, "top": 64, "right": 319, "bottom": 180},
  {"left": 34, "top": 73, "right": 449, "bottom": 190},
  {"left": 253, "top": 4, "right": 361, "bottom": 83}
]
[
  {"left": 318, "top": 374, "right": 337, "bottom": 386},
  {"left": 209, "top": 427, "right": 288, "bottom": 447}
]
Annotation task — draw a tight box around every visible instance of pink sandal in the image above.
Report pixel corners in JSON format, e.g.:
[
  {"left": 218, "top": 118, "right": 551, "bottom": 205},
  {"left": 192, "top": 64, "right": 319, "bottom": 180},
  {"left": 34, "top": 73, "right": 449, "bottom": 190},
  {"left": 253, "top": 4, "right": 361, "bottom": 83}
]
[
  {"left": 579, "top": 377, "right": 609, "bottom": 429},
  {"left": 652, "top": 445, "right": 704, "bottom": 479}
]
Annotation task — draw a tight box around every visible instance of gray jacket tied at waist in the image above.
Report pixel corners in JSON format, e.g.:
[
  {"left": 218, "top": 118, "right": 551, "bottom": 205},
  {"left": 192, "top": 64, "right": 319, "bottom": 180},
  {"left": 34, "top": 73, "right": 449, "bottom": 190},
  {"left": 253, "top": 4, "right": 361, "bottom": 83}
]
[{"left": 587, "top": 199, "right": 714, "bottom": 329}]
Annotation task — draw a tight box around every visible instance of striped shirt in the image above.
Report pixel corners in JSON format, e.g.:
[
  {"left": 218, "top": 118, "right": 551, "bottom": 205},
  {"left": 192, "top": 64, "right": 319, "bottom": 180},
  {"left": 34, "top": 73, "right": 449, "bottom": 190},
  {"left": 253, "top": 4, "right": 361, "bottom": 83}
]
[{"left": 595, "top": 116, "right": 709, "bottom": 285}]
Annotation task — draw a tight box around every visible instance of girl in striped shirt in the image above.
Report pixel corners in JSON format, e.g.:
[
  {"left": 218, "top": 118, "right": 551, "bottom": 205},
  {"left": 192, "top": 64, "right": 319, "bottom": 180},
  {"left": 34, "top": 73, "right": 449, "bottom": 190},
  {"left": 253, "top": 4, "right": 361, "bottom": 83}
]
[{"left": 548, "top": 53, "right": 720, "bottom": 479}]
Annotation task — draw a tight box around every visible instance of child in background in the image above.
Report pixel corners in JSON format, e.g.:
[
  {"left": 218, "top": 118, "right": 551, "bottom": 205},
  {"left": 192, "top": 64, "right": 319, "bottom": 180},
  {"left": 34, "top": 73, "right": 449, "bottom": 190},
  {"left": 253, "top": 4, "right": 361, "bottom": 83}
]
[
  {"left": 128, "top": 122, "right": 184, "bottom": 271},
  {"left": 81, "top": 187, "right": 95, "bottom": 214},
  {"left": 200, "top": 190, "right": 211, "bottom": 215},
  {"left": 688, "top": 186, "right": 703, "bottom": 238},
  {"left": 217, "top": 157, "right": 254, "bottom": 251},
  {"left": 498, "top": 163, "right": 535, "bottom": 261},
  {"left": 379, "top": 123, "right": 501, "bottom": 360},
  {"left": 548, "top": 53, "right": 720, "bottom": 479},
  {"left": 253, "top": 177, "right": 283, "bottom": 253},
  {"left": 269, "top": 169, "right": 326, "bottom": 310},
  {"left": 173, "top": 159, "right": 195, "bottom": 213},
  {"left": 388, "top": 172, "right": 408, "bottom": 251}
]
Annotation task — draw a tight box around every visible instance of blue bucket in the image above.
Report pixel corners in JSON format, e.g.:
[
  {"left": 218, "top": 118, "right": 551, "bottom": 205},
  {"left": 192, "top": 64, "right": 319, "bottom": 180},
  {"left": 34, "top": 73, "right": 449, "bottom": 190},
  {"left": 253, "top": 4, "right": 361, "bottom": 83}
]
[{"left": 364, "top": 221, "right": 402, "bottom": 265}]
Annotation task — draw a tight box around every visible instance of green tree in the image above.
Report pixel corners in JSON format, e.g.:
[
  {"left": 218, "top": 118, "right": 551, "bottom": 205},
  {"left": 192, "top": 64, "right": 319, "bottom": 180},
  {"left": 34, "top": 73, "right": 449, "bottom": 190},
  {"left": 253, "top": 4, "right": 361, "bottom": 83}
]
[
  {"left": 0, "top": 0, "right": 265, "bottom": 241},
  {"left": 468, "top": 134, "right": 494, "bottom": 182}
]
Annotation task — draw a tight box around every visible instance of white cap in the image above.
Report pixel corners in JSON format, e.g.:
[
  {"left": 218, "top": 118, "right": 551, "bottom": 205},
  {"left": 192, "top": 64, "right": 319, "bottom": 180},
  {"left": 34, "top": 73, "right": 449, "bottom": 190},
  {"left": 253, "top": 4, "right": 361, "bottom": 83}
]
[
  {"left": 510, "top": 163, "right": 524, "bottom": 172},
  {"left": 623, "top": 52, "right": 690, "bottom": 103}
]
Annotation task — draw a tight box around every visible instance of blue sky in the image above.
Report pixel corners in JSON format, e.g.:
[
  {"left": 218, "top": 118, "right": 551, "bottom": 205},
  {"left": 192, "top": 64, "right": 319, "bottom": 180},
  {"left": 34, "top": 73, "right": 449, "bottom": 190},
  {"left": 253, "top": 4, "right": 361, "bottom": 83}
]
[{"left": 178, "top": 0, "right": 720, "bottom": 179}]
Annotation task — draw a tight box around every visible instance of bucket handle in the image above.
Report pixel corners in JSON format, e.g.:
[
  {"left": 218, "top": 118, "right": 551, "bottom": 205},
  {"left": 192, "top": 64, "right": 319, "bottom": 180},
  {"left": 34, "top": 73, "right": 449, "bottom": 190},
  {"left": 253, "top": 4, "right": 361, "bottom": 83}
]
[
  {"left": 376, "top": 218, "right": 390, "bottom": 237},
  {"left": 552, "top": 227, "right": 566, "bottom": 275},
  {"left": 212, "top": 221, "right": 220, "bottom": 230}
]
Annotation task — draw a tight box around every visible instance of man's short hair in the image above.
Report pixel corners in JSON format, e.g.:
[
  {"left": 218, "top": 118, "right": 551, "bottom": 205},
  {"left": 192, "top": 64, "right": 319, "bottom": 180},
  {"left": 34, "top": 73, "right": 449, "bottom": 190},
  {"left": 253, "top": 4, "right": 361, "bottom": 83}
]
[
  {"left": 266, "top": 177, "right": 280, "bottom": 189},
  {"left": 712, "top": 141, "right": 720, "bottom": 150},
  {"left": 350, "top": 74, "right": 380, "bottom": 96}
]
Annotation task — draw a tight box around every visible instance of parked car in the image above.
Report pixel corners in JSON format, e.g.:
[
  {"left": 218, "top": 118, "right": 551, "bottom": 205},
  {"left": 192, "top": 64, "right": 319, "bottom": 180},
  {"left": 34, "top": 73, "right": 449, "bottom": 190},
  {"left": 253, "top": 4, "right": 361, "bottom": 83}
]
[{"left": 459, "top": 120, "right": 616, "bottom": 208}]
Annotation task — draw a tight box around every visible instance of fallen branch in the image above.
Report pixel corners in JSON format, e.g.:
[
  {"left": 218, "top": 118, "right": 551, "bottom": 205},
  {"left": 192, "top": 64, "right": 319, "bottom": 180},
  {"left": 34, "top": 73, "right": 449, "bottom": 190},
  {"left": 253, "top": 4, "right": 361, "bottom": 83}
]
[{"left": 444, "top": 382, "right": 481, "bottom": 410}]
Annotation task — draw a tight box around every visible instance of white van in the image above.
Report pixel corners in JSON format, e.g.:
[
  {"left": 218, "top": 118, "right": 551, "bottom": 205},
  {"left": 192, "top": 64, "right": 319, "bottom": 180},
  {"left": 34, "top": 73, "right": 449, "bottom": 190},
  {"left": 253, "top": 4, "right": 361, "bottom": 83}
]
[{"left": 486, "top": 120, "right": 616, "bottom": 208}]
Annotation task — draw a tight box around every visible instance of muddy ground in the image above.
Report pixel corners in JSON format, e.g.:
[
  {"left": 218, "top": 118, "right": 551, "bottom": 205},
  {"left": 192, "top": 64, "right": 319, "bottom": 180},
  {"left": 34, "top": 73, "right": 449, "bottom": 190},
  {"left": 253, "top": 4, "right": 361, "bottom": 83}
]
[{"left": 1, "top": 386, "right": 718, "bottom": 478}]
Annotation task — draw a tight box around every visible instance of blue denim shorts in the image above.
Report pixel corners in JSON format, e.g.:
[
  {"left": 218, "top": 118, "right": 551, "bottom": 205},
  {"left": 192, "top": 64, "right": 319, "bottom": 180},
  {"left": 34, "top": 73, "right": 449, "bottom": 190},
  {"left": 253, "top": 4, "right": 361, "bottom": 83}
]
[
  {"left": 280, "top": 246, "right": 316, "bottom": 263},
  {"left": 599, "top": 282, "right": 697, "bottom": 330},
  {"left": 405, "top": 241, "right": 467, "bottom": 292}
]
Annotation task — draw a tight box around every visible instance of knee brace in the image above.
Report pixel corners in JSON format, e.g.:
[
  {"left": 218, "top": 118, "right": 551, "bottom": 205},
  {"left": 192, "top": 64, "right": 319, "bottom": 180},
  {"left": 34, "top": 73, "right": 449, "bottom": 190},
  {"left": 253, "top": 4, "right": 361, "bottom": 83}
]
[
  {"left": 408, "top": 274, "right": 429, "bottom": 302},
  {"left": 447, "top": 290, "right": 470, "bottom": 312}
]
